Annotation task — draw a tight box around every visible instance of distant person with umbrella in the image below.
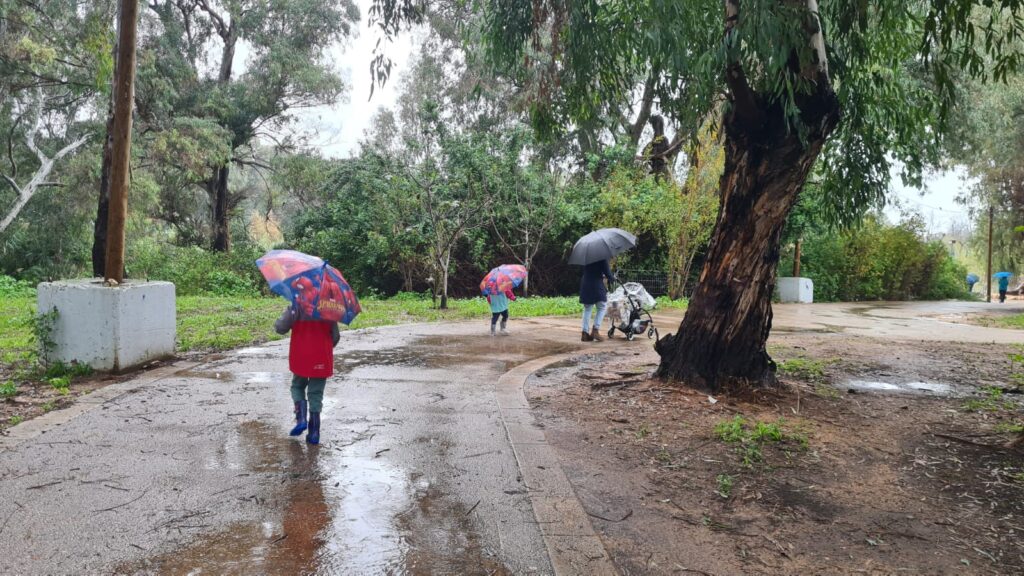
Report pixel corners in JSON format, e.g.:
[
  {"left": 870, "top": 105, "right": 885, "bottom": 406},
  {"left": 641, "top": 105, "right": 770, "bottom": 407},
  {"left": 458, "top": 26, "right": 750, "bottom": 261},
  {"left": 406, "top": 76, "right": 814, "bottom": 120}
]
[
  {"left": 481, "top": 264, "right": 526, "bottom": 336},
  {"left": 995, "top": 271, "right": 1013, "bottom": 303},
  {"left": 570, "top": 228, "right": 637, "bottom": 342},
  {"left": 966, "top": 273, "right": 979, "bottom": 293}
]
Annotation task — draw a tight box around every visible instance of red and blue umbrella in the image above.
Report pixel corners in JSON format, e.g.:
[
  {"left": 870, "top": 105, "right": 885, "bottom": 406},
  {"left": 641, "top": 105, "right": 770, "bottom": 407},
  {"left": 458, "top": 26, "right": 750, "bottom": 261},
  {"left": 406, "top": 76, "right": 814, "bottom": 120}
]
[
  {"left": 256, "top": 250, "right": 361, "bottom": 325},
  {"left": 480, "top": 264, "right": 527, "bottom": 296}
]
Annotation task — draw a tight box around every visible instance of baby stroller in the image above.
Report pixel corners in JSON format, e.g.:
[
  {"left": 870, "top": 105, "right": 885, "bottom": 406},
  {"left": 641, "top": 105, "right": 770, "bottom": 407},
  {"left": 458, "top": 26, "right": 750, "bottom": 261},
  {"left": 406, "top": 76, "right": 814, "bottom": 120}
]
[{"left": 606, "top": 281, "right": 658, "bottom": 341}]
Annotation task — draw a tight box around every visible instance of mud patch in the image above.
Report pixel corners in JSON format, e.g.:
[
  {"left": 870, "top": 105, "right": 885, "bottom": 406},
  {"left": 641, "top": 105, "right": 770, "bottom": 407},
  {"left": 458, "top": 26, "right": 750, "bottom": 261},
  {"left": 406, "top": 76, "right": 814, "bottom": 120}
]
[{"left": 528, "top": 333, "right": 1024, "bottom": 575}]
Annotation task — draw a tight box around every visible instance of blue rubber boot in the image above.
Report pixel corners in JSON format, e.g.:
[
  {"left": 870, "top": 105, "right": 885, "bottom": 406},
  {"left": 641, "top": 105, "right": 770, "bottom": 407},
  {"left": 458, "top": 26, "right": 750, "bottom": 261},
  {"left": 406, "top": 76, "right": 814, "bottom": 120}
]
[
  {"left": 289, "top": 401, "right": 308, "bottom": 436},
  {"left": 306, "top": 412, "right": 321, "bottom": 445}
]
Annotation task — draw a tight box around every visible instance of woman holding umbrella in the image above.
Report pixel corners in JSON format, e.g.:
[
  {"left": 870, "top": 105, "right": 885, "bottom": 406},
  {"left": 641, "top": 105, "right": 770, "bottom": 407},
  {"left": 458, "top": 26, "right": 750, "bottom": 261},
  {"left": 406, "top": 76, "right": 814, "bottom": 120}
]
[{"left": 570, "top": 228, "right": 636, "bottom": 342}]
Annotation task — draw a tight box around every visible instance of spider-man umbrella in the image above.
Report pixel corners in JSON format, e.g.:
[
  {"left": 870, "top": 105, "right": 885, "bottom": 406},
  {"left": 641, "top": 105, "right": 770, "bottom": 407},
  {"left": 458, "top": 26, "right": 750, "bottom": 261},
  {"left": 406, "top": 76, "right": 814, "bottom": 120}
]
[
  {"left": 480, "top": 264, "right": 528, "bottom": 296},
  {"left": 256, "top": 250, "right": 361, "bottom": 325}
]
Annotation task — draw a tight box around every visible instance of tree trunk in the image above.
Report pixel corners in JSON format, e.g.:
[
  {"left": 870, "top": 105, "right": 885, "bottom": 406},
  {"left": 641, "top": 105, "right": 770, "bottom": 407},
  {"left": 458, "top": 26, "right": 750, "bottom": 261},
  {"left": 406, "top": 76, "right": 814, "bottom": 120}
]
[
  {"left": 655, "top": 94, "right": 839, "bottom": 391},
  {"left": 92, "top": 103, "right": 115, "bottom": 277},
  {"left": 211, "top": 164, "right": 231, "bottom": 252},
  {"left": 439, "top": 260, "right": 449, "bottom": 309}
]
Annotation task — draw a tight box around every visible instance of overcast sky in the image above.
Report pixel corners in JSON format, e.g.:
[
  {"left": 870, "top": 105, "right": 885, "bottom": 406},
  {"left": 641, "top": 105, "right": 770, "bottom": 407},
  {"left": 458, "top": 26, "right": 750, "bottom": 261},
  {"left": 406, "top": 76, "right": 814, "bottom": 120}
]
[
  {"left": 292, "top": 0, "right": 417, "bottom": 159},
  {"left": 290, "top": 0, "right": 976, "bottom": 237}
]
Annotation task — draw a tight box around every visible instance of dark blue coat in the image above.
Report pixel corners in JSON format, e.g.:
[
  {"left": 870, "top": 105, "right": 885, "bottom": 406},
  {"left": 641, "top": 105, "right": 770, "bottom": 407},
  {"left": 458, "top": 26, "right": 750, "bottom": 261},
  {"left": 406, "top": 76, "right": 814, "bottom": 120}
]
[{"left": 579, "top": 259, "right": 615, "bottom": 305}]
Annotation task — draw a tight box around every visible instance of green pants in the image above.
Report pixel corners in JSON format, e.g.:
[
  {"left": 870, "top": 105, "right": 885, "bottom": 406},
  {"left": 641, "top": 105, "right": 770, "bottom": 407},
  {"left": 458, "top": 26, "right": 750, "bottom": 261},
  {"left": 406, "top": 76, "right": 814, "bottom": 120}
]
[{"left": 290, "top": 375, "right": 327, "bottom": 413}]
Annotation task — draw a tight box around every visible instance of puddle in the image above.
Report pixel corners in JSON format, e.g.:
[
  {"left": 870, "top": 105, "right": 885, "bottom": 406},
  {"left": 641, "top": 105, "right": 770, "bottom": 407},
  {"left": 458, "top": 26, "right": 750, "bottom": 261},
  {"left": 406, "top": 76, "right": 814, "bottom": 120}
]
[
  {"left": 235, "top": 347, "right": 275, "bottom": 356},
  {"left": 844, "top": 379, "right": 956, "bottom": 396},
  {"left": 127, "top": 419, "right": 507, "bottom": 574},
  {"left": 236, "top": 371, "right": 288, "bottom": 385},
  {"left": 127, "top": 421, "right": 329, "bottom": 574},
  {"left": 174, "top": 370, "right": 235, "bottom": 381}
]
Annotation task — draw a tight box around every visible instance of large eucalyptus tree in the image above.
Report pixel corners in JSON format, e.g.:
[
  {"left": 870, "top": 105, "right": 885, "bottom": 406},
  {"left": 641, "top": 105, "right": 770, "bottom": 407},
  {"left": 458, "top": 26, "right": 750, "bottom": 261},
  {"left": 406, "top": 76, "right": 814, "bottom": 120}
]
[{"left": 469, "top": 0, "right": 1024, "bottom": 390}]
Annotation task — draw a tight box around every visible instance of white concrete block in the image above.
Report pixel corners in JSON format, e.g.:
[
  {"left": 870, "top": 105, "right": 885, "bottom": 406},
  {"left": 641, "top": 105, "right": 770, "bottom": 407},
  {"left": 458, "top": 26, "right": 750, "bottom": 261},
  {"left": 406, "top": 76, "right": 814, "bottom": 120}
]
[
  {"left": 36, "top": 279, "right": 176, "bottom": 372},
  {"left": 777, "top": 277, "right": 814, "bottom": 304}
]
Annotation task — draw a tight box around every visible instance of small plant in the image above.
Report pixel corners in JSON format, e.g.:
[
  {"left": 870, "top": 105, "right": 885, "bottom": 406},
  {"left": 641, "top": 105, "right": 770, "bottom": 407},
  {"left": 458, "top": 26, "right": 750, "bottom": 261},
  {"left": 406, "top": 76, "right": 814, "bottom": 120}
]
[
  {"left": 962, "top": 387, "right": 1016, "bottom": 412},
  {"left": 29, "top": 307, "right": 59, "bottom": 361},
  {"left": 714, "top": 416, "right": 807, "bottom": 468},
  {"left": 0, "top": 381, "right": 16, "bottom": 399},
  {"left": 635, "top": 423, "right": 651, "bottom": 439},
  {"left": 752, "top": 421, "right": 783, "bottom": 443},
  {"left": 41, "top": 401, "right": 55, "bottom": 412},
  {"left": 43, "top": 361, "right": 92, "bottom": 380},
  {"left": 777, "top": 357, "right": 829, "bottom": 381},
  {"left": 716, "top": 474, "right": 735, "bottom": 498},
  {"left": 655, "top": 447, "right": 673, "bottom": 464},
  {"left": 715, "top": 416, "right": 747, "bottom": 443},
  {"left": 48, "top": 376, "right": 70, "bottom": 390},
  {"left": 8, "top": 415, "right": 23, "bottom": 426}
]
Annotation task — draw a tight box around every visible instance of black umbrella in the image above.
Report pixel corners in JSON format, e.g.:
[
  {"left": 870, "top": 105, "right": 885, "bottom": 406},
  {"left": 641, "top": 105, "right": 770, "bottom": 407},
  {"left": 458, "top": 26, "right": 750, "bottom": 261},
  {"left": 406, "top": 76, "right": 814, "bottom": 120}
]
[{"left": 568, "top": 228, "right": 637, "bottom": 265}]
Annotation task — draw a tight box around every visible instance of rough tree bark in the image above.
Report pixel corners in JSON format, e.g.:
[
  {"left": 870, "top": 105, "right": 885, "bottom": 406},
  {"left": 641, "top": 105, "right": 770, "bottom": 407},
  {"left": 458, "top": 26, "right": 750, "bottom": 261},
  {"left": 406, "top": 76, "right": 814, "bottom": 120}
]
[
  {"left": 655, "top": 0, "right": 839, "bottom": 391},
  {"left": 202, "top": 1, "right": 236, "bottom": 252},
  {"left": 92, "top": 94, "right": 115, "bottom": 277}
]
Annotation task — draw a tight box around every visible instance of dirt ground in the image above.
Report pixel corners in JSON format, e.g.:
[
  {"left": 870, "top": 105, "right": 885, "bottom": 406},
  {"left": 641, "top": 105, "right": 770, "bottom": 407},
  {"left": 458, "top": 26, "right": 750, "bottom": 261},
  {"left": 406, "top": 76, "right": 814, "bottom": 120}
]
[{"left": 527, "top": 332, "right": 1024, "bottom": 575}]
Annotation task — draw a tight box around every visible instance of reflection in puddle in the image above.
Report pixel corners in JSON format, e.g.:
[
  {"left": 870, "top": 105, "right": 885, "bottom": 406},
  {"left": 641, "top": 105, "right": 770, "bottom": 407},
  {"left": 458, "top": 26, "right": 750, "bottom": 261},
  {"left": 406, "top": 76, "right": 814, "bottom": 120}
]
[
  {"left": 129, "top": 420, "right": 509, "bottom": 575},
  {"left": 236, "top": 371, "right": 287, "bottom": 385},
  {"left": 845, "top": 380, "right": 955, "bottom": 396},
  {"left": 235, "top": 347, "right": 275, "bottom": 356},
  {"left": 127, "top": 421, "right": 327, "bottom": 575},
  {"left": 174, "top": 370, "right": 234, "bottom": 381}
]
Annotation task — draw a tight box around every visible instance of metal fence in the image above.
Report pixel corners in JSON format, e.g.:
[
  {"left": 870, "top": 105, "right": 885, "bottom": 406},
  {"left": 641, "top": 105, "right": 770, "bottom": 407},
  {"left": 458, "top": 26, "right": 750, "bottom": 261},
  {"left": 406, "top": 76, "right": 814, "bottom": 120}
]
[{"left": 615, "top": 268, "right": 670, "bottom": 297}]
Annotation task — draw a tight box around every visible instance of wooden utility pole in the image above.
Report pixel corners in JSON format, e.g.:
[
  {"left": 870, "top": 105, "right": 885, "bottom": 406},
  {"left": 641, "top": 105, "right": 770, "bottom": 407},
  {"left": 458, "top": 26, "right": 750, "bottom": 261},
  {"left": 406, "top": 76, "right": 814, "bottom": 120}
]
[
  {"left": 986, "top": 206, "right": 994, "bottom": 303},
  {"left": 792, "top": 238, "right": 802, "bottom": 277},
  {"left": 103, "top": 0, "right": 140, "bottom": 284}
]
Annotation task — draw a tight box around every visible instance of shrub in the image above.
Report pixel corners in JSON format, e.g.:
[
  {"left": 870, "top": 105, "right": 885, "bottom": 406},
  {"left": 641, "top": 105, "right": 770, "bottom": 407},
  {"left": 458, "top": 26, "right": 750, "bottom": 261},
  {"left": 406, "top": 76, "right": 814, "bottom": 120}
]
[
  {"left": 0, "top": 275, "right": 36, "bottom": 298},
  {"left": 126, "top": 241, "right": 264, "bottom": 297},
  {"left": 780, "top": 215, "right": 970, "bottom": 302}
]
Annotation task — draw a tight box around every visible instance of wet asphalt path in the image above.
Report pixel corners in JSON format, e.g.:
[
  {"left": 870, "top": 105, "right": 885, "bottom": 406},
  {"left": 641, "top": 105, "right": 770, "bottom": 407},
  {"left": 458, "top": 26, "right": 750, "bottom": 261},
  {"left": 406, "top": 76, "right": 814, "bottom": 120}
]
[
  {"left": 0, "top": 321, "right": 588, "bottom": 575},
  {"left": 1, "top": 300, "right": 1021, "bottom": 574}
]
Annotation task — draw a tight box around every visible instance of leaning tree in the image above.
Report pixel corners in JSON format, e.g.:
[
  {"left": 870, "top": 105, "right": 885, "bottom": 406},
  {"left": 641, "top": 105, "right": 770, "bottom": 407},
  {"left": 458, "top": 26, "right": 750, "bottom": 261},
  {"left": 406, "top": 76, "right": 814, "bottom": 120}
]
[{"left": 475, "top": 0, "right": 1024, "bottom": 391}]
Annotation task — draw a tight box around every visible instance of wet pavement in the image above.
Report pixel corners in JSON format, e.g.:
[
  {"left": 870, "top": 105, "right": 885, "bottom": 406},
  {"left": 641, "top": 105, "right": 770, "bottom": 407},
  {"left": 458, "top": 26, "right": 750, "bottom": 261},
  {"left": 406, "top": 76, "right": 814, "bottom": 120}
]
[
  {"left": 0, "top": 322, "right": 590, "bottom": 575},
  {"left": 0, "top": 300, "right": 1022, "bottom": 574}
]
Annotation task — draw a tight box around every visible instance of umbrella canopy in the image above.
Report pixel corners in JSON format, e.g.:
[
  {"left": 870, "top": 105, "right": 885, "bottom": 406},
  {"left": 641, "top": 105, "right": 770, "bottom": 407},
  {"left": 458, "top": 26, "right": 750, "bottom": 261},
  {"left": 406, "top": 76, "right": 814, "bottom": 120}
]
[
  {"left": 994, "top": 271, "right": 1014, "bottom": 279},
  {"left": 967, "top": 273, "right": 980, "bottom": 283},
  {"left": 256, "top": 250, "right": 361, "bottom": 325},
  {"left": 568, "top": 228, "right": 637, "bottom": 265},
  {"left": 480, "top": 264, "right": 528, "bottom": 296}
]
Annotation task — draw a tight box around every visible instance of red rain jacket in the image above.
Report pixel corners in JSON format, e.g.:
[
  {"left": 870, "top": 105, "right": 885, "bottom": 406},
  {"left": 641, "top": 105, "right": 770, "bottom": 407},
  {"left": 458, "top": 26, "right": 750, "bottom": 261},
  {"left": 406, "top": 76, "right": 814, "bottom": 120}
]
[{"left": 275, "top": 307, "right": 340, "bottom": 378}]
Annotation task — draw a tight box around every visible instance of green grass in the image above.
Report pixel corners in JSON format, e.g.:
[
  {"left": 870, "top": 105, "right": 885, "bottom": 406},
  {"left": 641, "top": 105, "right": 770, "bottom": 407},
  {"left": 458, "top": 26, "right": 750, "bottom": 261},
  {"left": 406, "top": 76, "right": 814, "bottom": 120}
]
[
  {"left": 0, "top": 297, "right": 35, "bottom": 369},
  {"left": 714, "top": 415, "right": 809, "bottom": 467},
  {"left": 777, "top": 357, "right": 832, "bottom": 381},
  {"left": 972, "top": 312, "right": 1024, "bottom": 330},
  {"left": 7, "top": 294, "right": 690, "bottom": 362}
]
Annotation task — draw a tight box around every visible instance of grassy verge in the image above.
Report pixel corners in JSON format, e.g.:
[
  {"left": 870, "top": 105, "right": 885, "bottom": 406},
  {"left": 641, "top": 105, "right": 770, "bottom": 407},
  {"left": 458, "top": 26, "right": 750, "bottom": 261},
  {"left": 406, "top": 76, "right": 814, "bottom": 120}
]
[
  {"left": 7, "top": 294, "right": 690, "bottom": 360},
  {"left": 970, "top": 312, "right": 1024, "bottom": 330}
]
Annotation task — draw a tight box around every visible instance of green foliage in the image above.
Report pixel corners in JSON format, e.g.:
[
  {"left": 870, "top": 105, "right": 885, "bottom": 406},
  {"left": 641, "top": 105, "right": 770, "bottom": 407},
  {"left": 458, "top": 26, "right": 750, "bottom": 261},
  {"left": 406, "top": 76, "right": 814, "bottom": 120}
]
[
  {"left": 780, "top": 215, "right": 970, "bottom": 302},
  {"left": 126, "top": 242, "right": 265, "bottom": 297},
  {"left": 777, "top": 357, "right": 833, "bottom": 382},
  {"left": 0, "top": 275, "right": 35, "bottom": 298},
  {"left": 8, "top": 415, "right": 23, "bottom": 426},
  {"left": 715, "top": 474, "right": 734, "bottom": 499},
  {"left": 30, "top": 307, "right": 58, "bottom": 360},
  {"left": 714, "top": 416, "right": 807, "bottom": 468},
  {"left": 961, "top": 387, "right": 1017, "bottom": 412},
  {"left": 0, "top": 381, "right": 16, "bottom": 399}
]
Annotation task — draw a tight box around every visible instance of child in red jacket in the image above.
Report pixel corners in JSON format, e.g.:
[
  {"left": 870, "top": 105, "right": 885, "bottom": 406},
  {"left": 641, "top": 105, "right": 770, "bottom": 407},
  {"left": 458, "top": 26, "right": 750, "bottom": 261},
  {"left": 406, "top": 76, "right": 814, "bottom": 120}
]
[{"left": 275, "top": 304, "right": 340, "bottom": 444}]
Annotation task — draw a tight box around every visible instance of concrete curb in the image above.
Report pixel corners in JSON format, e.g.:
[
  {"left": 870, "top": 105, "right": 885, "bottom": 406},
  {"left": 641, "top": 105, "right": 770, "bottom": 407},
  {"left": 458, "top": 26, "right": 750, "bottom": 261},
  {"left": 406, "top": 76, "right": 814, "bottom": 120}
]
[
  {"left": 497, "top": 350, "right": 620, "bottom": 576},
  {"left": 0, "top": 360, "right": 197, "bottom": 451}
]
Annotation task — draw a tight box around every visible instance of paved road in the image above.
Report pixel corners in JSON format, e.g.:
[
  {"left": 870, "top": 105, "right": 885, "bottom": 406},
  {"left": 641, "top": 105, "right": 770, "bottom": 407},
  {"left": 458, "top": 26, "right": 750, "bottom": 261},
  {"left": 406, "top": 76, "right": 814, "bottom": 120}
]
[
  {"left": 0, "top": 300, "right": 1020, "bottom": 574},
  {"left": 0, "top": 321, "right": 597, "bottom": 575}
]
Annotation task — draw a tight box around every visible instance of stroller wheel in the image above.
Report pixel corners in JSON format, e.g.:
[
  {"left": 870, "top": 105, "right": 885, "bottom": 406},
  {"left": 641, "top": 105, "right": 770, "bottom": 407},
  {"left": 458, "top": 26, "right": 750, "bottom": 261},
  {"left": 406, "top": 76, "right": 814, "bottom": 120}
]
[
  {"left": 626, "top": 331, "right": 635, "bottom": 341},
  {"left": 648, "top": 327, "right": 658, "bottom": 339},
  {"left": 608, "top": 327, "right": 615, "bottom": 338}
]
